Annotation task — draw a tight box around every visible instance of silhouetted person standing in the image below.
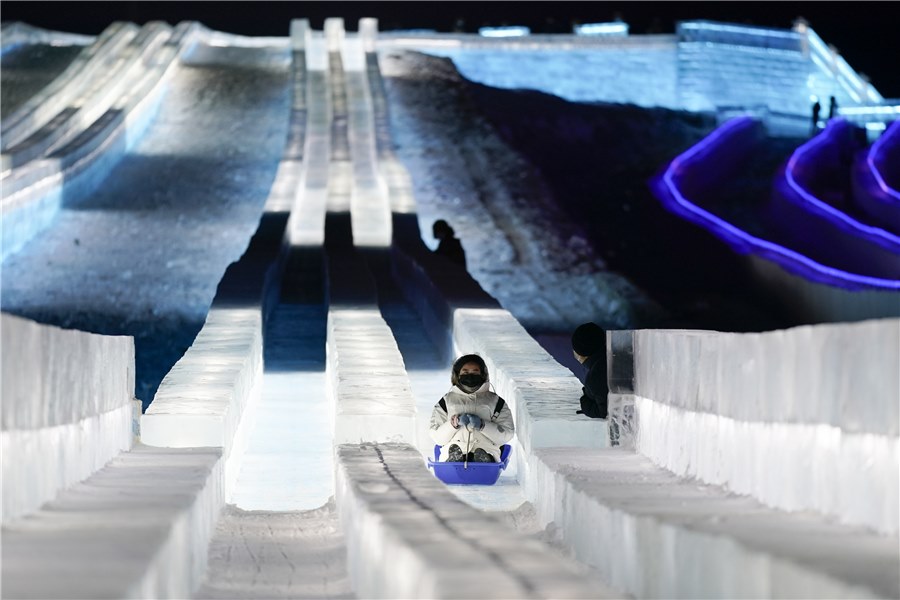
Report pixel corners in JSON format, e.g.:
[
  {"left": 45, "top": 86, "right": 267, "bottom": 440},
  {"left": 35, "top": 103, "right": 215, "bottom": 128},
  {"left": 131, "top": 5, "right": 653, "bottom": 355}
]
[
  {"left": 432, "top": 219, "right": 466, "bottom": 269},
  {"left": 828, "top": 96, "right": 839, "bottom": 120},
  {"left": 811, "top": 99, "right": 822, "bottom": 135}
]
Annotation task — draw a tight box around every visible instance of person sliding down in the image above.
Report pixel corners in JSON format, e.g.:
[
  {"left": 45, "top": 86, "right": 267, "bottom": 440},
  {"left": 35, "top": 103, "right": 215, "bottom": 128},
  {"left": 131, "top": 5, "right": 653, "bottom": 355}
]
[{"left": 429, "top": 354, "right": 514, "bottom": 462}]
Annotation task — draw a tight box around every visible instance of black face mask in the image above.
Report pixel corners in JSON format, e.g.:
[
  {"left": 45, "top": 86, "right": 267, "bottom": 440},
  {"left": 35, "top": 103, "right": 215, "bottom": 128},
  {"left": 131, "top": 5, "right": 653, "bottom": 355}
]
[{"left": 458, "top": 374, "right": 485, "bottom": 389}]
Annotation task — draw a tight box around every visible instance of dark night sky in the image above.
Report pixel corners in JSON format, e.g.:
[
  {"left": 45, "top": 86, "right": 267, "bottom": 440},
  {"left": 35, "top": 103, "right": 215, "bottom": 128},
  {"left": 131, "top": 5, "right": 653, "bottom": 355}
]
[{"left": 3, "top": 1, "right": 898, "bottom": 98}]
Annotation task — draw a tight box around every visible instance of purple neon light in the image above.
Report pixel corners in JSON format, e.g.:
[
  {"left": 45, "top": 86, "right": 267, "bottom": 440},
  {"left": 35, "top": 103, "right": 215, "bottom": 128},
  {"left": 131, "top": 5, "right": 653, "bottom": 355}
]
[
  {"left": 867, "top": 120, "right": 900, "bottom": 202},
  {"left": 652, "top": 116, "right": 900, "bottom": 290},
  {"left": 784, "top": 119, "right": 900, "bottom": 251}
]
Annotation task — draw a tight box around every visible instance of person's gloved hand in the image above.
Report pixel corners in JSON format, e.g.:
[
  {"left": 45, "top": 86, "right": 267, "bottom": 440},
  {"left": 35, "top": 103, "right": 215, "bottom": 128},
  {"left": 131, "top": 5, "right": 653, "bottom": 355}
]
[
  {"left": 457, "top": 413, "right": 470, "bottom": 428},
  {"left": 465, "top": 414, "right": 483, "bottom": 430}
]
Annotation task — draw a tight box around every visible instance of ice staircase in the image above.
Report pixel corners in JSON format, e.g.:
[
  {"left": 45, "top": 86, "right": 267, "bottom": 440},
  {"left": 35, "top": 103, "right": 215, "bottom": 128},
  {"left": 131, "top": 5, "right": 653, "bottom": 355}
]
[{"left": 2, "top": 19, "right": 898, "bottom": 600}]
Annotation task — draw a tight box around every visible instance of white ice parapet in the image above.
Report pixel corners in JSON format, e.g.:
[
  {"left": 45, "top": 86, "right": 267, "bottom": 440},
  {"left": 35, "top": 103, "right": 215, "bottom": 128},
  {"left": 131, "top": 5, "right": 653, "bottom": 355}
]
[
  {"left": 530, "top": 446, "right": 899, "bottom": 600},
  {"left": 141, "top": 307, "right": 263, "bottom": 498},
  {"left": 628, "top": 319, "right": 900, "bottom": 535},
  {"left": 289, "top": 28, "right": 330, "bottom": 246},
  {"left": 1, "top": 312, "right": 135, "bottom": 523},
  {"left": 327, "top": 307, "right": 416, "bottom": 445},
  {"left": 1, "top": 445, "right": 224, "bottom": 599},
  {"left": 343, "top": 24, "right": 392, "bottom": 247}
]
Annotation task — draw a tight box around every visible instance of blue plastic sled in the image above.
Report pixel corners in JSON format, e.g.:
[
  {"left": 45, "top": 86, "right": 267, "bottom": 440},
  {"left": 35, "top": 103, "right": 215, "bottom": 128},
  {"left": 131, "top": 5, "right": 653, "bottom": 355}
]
[{"left": 427, "top": 444, "right": 512, "bottom": 485}]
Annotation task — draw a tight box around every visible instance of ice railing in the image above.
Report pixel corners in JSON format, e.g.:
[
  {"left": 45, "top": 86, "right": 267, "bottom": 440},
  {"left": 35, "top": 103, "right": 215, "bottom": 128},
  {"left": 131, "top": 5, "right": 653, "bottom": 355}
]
[
  {"left": 677, "top": 20, "right": 804, "bottom": 52},
  {"left": 799, "top": 22, "right": 883, "bottom": 105},
  {"left": 607, "top": 319, "right": 900, "bottom": 535},
  {"left": 0, "top": 313, "right": 136, "bottom": 523},
  {"left": 838, "top": 101, "right": 900, "bottom": 131},
  {"left": 650, "top": 116, "right": 900, "bottom": 291}
]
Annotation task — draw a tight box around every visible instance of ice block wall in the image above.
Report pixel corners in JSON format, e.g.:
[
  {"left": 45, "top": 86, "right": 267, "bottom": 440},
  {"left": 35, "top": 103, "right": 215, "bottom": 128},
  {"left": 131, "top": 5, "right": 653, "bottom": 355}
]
[
  {"left": 1, "top": 312, "right": 135, "bottom": 523},
  {"left": 676, "top": 21, "right": 811, "bottom": 114},
  {"left": 626, "top": 318, "right": 900, "bottom": 535}
]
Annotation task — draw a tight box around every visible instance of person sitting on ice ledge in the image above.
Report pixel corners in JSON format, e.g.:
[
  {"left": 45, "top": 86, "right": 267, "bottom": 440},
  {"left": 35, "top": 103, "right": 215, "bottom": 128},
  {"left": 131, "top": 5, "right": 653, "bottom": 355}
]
[
  {"left": 429, "top": 354, "right": 514, "bottom": 462},
  {"left": 572, "top": 322, "right": 609, "bottom": 419}
]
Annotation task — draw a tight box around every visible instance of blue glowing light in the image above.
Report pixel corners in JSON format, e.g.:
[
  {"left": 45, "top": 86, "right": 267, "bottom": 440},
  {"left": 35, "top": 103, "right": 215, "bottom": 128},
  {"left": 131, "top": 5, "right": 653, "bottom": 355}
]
[
  {"left": 574, "top": 22, "right": 628, "bottom": 36},
  {"left": 650, "top": 117, "right": 900, "bottom": 290},
  {"left": 867, "top": 120, "right": 900, "bottom": 199},
  {"left": 784, "top": 119, "right": 900, "bottom": 251},
  {"left": 478, "top": 26, "right": 530, "bottom": 38},
  {"left": 839, "top": 105, "right": 900, "bottom": 116}
]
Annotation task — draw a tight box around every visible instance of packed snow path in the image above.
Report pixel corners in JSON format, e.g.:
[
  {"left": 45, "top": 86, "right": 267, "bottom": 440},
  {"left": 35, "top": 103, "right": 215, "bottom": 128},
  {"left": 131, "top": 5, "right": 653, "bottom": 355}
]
[{"left": 2, "top": 18, "right": 898, "bottom": 600}]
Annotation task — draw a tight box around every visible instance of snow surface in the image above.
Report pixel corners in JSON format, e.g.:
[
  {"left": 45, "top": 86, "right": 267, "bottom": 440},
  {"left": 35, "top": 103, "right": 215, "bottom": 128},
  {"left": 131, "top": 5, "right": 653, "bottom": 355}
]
[{"left": 195, "top": 503, "right": 353, "bottom": 600}]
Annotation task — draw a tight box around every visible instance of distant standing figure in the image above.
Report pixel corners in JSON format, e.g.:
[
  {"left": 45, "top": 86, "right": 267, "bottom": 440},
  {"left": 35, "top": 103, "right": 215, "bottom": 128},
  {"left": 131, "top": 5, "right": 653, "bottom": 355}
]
[
  {"left": 811, "top": 99, "right": 822, "bottom": 134},
  {"left": 432, "top": 219, "right": 466, "bottom": 269},
  {"left": 572, "top": 322, "right": 608, "bottom": 419},
  {"left": 828, "top": 96, "right": 839, "bottom": 120}
]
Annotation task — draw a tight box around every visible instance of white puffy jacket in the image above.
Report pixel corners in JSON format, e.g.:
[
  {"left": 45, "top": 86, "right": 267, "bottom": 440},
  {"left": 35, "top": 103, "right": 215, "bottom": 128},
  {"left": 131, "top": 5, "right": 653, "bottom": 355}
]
[{"left": 429, "top": 382, "right": 515, "bottom": 462}]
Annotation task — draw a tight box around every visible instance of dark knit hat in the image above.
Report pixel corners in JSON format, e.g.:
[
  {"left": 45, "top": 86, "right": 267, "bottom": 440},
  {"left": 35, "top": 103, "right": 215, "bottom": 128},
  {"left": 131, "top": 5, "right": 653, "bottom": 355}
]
[
  {"left": 571, "top": 322, "right": 605, "bottom": 357},
  {"left": 433, "top": 219, "right": 454, "bottom": 238},
  {"left": 451, "top": 354, "right": 488, "bottom": 386}
]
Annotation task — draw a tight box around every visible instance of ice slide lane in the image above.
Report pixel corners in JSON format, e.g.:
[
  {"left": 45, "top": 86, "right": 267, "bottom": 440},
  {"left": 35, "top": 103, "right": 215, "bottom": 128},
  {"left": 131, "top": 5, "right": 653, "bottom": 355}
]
[
  {"left": 0, "top": 22, "right": 132, "bottom": 149},
  {"left": 0, "top": 32, "right": 84, "bottom": 119},
  {"left": 196, "top": 249, "right": 354, "bottom": 599}
]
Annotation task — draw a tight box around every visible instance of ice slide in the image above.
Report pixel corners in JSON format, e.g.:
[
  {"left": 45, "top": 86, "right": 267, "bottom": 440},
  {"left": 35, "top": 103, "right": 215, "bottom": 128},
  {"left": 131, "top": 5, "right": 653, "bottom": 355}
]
[
  {"left": 651, "top": 116, "right": 900, "bottom": 322},
  {"left": 2, "top": 19, "right": 898, "bottom": 599}
]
